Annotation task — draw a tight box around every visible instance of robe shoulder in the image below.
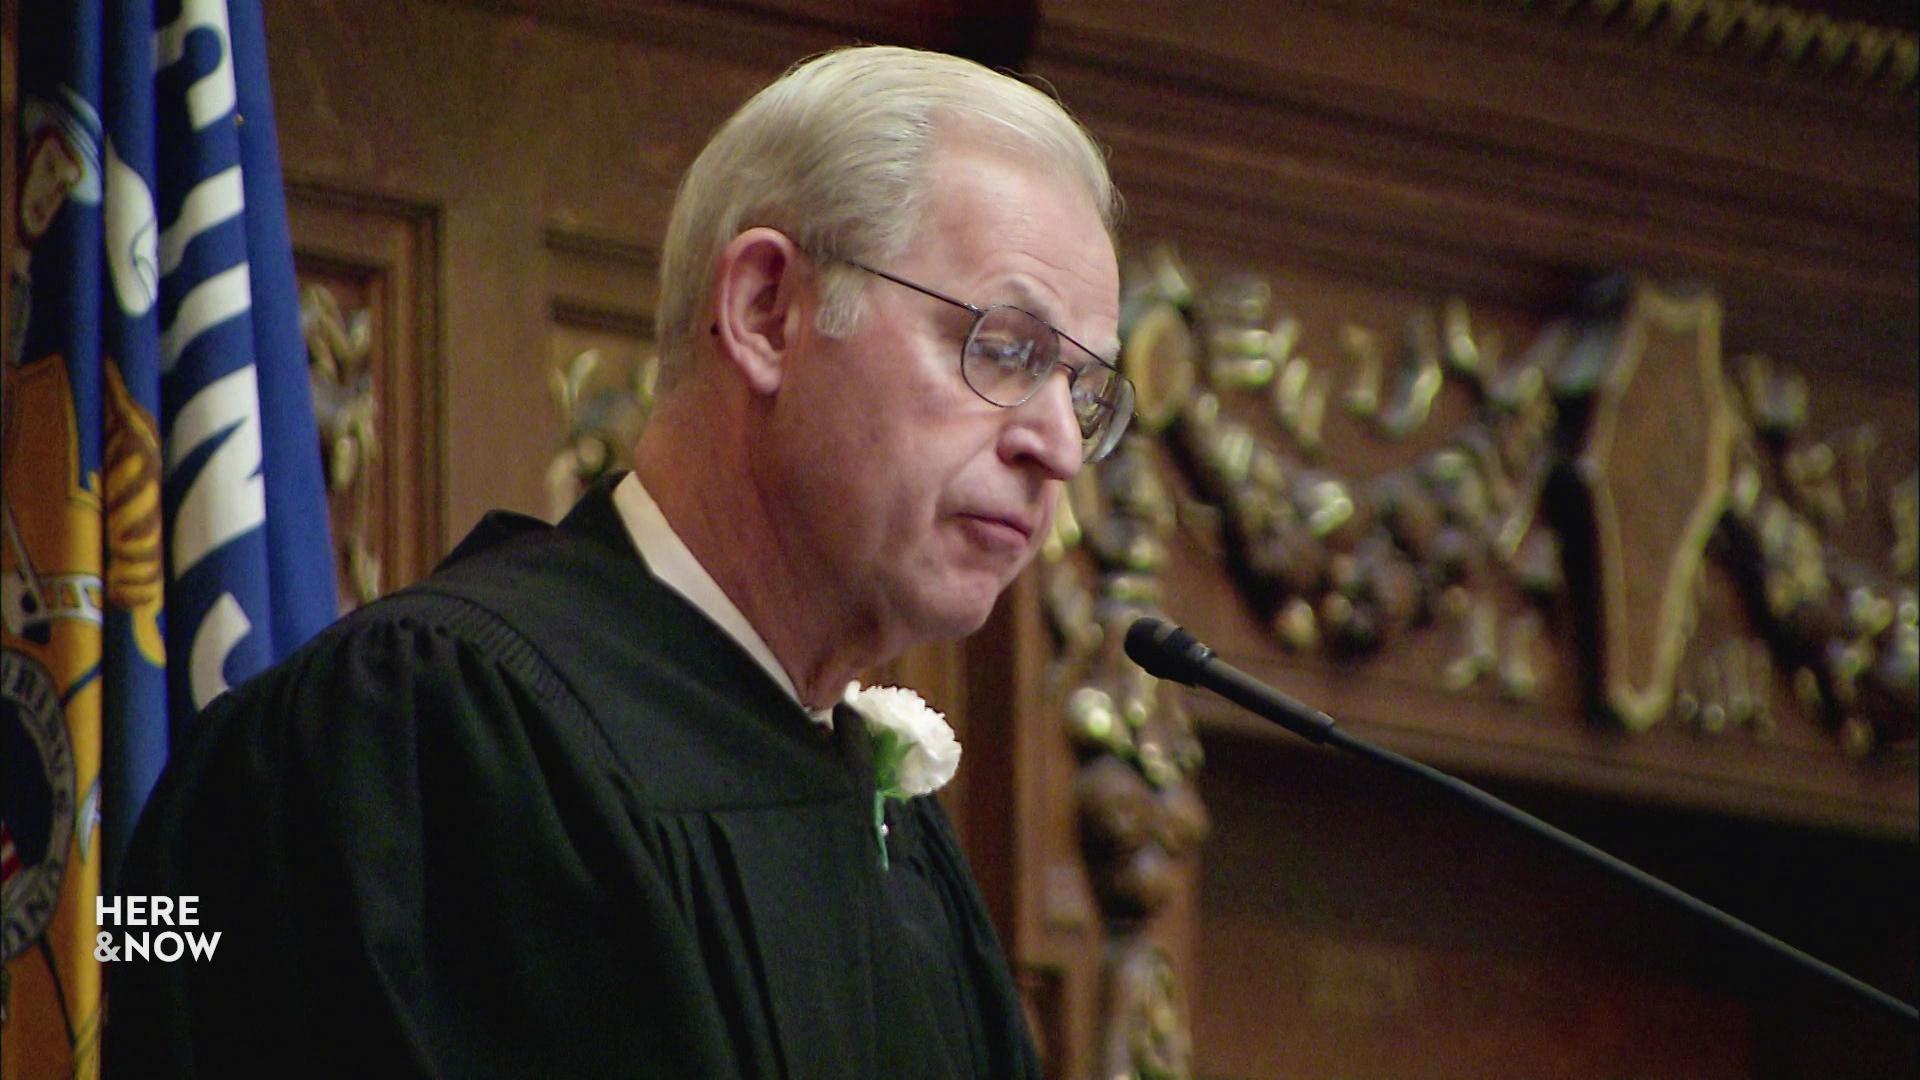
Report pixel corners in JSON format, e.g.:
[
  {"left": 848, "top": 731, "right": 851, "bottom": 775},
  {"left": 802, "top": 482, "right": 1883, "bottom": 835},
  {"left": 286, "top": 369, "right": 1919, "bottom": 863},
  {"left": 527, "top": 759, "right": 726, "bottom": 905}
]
[{"left": 108, "top": 592, "right": 767, "bottom": 1077}]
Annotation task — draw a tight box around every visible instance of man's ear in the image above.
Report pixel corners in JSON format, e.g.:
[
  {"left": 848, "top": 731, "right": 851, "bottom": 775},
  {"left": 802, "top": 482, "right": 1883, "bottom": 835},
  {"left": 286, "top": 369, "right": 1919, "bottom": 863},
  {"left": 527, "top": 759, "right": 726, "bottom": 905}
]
[{"left": 709, "top": 228, "right": 813, "bottom": 395}]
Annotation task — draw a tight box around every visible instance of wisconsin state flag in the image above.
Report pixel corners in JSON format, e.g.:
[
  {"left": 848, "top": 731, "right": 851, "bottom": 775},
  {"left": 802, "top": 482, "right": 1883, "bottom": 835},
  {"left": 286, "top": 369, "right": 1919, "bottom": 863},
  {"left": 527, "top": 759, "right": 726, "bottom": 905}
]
[{"left": 3, "top": 2, "right": 336, "bottom": 1075}]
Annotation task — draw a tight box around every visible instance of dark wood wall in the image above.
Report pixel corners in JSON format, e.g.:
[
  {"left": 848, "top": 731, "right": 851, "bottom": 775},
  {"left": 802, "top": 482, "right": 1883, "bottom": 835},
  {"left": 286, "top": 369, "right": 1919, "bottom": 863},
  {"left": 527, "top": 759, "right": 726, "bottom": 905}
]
[{"left": 16, "top": 0, "right": 1909, "bottom": 1076}]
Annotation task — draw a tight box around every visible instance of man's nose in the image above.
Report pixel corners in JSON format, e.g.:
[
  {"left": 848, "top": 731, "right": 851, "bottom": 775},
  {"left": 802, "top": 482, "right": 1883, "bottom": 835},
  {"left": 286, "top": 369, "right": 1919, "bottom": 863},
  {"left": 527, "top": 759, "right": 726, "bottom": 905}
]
[{"left": 1000, "top": 369, "right": 1083, "bottom": 480}]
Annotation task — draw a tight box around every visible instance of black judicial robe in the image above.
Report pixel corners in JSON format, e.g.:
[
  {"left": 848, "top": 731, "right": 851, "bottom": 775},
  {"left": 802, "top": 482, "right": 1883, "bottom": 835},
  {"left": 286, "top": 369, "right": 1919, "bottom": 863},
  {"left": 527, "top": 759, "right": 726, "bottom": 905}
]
[{"left": 106, "top": 479, "right": 1042, "bottom": 1079}]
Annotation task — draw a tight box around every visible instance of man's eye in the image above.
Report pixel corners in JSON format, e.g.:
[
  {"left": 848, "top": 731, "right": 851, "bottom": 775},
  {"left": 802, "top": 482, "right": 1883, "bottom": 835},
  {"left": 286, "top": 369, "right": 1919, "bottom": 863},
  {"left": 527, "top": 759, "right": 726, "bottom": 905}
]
[{"left": 973, "top": 335, "right": 1036, "bottom": 371}]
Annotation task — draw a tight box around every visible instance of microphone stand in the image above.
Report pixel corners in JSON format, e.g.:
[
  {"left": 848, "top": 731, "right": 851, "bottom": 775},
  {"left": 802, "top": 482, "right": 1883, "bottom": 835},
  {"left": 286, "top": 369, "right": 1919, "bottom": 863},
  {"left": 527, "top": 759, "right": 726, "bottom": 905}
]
[{"left": 1125, "top": 617, "right": 1919, "bottom": 1025}]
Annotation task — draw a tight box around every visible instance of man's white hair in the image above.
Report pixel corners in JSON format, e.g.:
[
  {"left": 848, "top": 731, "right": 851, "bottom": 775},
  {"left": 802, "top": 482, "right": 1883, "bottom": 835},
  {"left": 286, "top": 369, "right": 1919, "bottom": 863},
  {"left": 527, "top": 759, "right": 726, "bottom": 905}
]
[{"left": 654, "top": 45, "right": 1117, "bottom": 388}]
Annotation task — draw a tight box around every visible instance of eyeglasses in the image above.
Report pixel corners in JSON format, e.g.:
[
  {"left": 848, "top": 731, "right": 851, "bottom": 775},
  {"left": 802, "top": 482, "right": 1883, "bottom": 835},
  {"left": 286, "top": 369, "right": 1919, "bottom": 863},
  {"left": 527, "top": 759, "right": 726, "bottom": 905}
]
[{"left": 843, "top": 260, "right": 1134, "bottom": 464}]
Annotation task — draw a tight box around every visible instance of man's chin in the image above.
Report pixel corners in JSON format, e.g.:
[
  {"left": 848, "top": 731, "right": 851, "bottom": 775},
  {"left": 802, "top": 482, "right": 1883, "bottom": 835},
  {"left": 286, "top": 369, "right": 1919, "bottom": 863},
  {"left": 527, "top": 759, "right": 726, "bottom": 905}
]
[
  {"left": 904, "top": 585, "right": 1005, "bottom": 644},
  {"left": 918, "top": 605, "right": 996, "bottom": 644}
]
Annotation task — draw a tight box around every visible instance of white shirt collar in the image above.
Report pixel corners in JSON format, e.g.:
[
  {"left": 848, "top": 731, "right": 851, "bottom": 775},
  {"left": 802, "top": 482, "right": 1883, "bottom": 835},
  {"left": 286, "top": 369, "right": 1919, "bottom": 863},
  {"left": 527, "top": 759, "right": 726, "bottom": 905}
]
[{"left": 611, "top": 472, "right": 834, "bottom": 729}]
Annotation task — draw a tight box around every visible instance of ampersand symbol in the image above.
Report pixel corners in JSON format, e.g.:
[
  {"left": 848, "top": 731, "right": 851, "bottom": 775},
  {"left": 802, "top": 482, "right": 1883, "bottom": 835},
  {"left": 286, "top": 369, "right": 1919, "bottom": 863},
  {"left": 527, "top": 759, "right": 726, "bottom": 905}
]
[{"left": 94, "top": 931, "right": 119, "bottom": 962}]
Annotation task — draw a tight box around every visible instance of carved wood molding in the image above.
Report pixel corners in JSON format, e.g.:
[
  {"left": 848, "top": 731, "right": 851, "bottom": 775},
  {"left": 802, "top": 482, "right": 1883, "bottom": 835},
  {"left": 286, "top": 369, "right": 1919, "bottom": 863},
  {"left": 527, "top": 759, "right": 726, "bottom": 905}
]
[
  {"left": 544, "top": 226, "right": 659, "bottom": 333},
  {"left": 1062, "top": 82, "right": 1907, "bottom": 308},
  {"left": 1033, "top": 2, "right": 1917, "bottom": 340},
  {"left": 286, "top": 178, "right": 444, "bottom": 599},
  {"left": 1112, "top": 248, "right": 1916, "bottom": 831},
  {"left": 1504, "top": 0, "right": 1918, "bottom": 93}
]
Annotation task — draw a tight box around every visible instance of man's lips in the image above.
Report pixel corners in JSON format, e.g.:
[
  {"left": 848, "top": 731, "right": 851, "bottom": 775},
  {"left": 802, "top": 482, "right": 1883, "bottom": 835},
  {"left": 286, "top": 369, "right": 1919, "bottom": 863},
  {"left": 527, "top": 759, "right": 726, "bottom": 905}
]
[{"left": 956, "top": 512, "right": 1034, "bottom": 549}]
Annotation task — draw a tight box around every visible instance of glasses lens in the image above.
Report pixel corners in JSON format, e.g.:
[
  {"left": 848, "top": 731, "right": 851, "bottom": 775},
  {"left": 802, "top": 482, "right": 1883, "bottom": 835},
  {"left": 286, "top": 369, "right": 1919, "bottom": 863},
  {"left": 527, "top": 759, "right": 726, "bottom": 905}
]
[
  {"left": 963, "top": 306, "right": 1057, "bottom": 406},
  {"left": 1083, "top": 374, "right": 1133, "bottom": 463},
  {"left": 961, "top": 302, "right": 1134, "bottom": 464},
  {"left": 1068, "top": 362, "right": 1118, "bottom": 430}
]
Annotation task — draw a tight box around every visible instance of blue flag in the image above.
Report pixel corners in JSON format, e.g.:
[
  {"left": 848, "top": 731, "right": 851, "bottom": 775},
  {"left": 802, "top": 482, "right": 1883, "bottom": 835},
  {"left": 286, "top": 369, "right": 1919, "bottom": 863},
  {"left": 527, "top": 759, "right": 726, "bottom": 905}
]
[{"left": 3, "top": 2, "right": 336, "bottom": 1074}]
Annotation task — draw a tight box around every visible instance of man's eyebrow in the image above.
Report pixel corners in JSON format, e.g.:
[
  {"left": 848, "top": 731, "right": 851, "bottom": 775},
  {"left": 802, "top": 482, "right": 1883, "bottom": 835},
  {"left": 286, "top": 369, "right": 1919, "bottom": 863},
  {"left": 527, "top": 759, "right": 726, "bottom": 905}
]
[{"left": 1000, "top": 279, "right": 1121, "bottom": 365}]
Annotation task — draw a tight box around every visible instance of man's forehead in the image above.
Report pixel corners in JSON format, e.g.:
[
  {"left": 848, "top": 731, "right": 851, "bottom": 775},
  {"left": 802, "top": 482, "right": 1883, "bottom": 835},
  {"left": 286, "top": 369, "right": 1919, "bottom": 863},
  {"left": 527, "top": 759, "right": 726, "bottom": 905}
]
[{"left": 915, "top": 137, "right": 1120, "bottom": 355}]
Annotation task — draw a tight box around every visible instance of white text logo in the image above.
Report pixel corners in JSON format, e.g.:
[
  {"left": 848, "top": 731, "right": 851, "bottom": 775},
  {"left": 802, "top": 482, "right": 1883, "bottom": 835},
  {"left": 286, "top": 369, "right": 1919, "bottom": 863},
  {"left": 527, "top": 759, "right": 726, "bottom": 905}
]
[{"left": 94, "top": 895, "right": 222, "bottom": 961}]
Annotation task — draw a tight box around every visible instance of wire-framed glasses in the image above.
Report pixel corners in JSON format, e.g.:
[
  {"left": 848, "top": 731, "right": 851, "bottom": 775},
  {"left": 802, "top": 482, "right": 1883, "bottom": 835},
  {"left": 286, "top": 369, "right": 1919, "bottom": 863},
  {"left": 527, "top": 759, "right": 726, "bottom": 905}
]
[{"left": 844, "top": 260, "right": 1135, "bottom": 464}]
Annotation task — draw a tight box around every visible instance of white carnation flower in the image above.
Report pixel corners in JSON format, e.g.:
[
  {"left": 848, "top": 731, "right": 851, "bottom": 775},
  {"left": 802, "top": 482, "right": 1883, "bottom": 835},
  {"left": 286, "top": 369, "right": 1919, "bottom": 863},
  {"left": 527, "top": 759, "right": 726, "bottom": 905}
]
[
  {"left": 845, "top": 682, "right": 961, "bottom": 797},
  {"left": 844, "top": 682, "right": 963, "bottom": 871}
]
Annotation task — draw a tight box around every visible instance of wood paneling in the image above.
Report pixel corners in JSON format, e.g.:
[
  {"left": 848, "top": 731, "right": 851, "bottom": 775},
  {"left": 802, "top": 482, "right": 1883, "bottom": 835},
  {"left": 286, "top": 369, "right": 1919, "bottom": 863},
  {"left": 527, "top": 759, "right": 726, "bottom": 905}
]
[
  {"left": 263, "top": 0, "right": 792, "bottom": 545},
  {"left": 1192, "top": 725, "right": 1916, "bottom": 1079},
  {"left": 1125, "top": 291, "right": 1919, "bottom": 831},
  {"left": 1030, "top": 0, "right": 1918, "bottom": 373}
]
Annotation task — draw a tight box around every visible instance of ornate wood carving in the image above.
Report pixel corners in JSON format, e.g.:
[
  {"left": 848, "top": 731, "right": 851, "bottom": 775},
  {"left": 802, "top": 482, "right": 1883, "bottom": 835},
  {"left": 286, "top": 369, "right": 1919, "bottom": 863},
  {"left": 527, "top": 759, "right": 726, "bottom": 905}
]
[
  {"left": 1036, "top": 1, "right": 1917, "bottom": 390},
  {"left": 1717, "top": 357, "right": 1918, "bottom": 755},
  {"left": 1108, "top": 246, "right": 1915, "bottom": 1074},
  {"left": 1572, "top": 281, "right": 1735, "bottom": 729},
  {"left": 1110, "top": 246, "right": 1919, "bottom": 767},
  {"left": 1128, "top": 249, "right": 1564, "bottom": 704},
  {"left": 287, "top": 181, "right": 443, "bottom": 600},
  {"left": 302, "top": 284, "right": 381, "bottom": 608},
  {"left": 1046, "top": 423, "right": 1210, "bottom": 1075},
  {"left": 544, "top": 346, "right": 655, "bottom": 519},
  {"left": 542, "top": 228, "right": 658, "bottom": 519}
]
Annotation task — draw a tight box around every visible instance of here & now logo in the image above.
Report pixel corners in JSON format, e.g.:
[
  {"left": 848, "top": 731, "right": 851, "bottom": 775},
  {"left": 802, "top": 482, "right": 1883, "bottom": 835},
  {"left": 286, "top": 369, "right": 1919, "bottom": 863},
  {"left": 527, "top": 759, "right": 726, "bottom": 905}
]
[{"left": 94, "top": 895, "right": 221, "bottom": 962}]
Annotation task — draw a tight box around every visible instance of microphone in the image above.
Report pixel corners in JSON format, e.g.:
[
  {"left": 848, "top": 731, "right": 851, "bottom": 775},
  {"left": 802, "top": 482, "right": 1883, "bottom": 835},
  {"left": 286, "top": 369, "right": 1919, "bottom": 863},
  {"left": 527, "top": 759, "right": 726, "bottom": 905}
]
[
  {"left": 1124, "top": 617, "right": 1213, "bottom": 683},
  {"left": 1124, "top": 616, "right": 1919, "bottom": 1025},
  {"left": 1126, "top": 616, "right": 1336, "bottom": 744}
]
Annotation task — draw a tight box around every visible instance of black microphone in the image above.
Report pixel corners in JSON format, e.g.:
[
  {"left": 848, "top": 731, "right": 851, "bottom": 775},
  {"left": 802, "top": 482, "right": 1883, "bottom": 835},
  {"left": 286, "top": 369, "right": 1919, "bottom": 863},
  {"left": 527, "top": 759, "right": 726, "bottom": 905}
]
[
  {"left": 1123, "top": 617, "right": 1212, "bottom": 683},
  {"left": 1124, "top": 616, "right": 1919, "bottom": 1025},
  {"left": 1126, "top": 616, "right": 1336, "bottom": 744}
]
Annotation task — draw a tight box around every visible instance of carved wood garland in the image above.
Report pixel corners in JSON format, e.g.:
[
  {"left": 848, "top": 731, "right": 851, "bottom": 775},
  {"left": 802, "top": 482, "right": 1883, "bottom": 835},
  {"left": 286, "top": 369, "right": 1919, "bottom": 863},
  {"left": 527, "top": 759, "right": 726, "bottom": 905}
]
[
  {"left": 1718, "top": 360, "right": 1918, "bottom": 753},
  {"left": 302, "top": 284, "right": 382, "bottom": 610},
  {"left": 288, "top": 182, "right": 442, "bottom": 613},
  {"left": 1112, "top": 249, "right": 1915, "bottom": 754},
  {"left": 541, "top": 229, "right": 661, "bottom": 522},
  {"left": 544, "top": 346, "right": 656, "bottom": 520},
  {"left": 1044, "top": 433, "right": 1209, "bottom": 1079}
]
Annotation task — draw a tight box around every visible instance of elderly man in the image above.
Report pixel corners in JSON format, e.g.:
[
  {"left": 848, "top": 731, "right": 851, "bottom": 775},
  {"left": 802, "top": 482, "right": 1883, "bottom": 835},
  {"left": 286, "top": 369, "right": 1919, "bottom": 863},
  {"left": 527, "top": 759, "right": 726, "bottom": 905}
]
[{"left": 107, "top": 45, "right": 1130, "bottom": 1078}]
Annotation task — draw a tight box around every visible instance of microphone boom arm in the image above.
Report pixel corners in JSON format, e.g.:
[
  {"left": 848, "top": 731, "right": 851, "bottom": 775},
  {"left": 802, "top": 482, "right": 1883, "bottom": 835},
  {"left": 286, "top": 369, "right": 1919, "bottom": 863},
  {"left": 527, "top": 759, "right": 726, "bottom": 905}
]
[{"left": 1124, "top": 616, "right": 1919, "bottom": 1025}]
